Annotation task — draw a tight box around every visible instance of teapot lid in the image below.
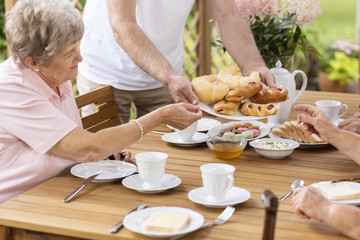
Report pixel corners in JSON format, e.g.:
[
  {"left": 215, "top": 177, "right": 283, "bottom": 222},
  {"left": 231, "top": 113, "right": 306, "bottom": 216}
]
[{"left": 270, "top": 60, "right": 290, "bottom": 75}]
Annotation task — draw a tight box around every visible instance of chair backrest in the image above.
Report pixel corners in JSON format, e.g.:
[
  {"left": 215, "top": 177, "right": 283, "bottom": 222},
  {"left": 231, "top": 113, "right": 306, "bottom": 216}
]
[
  {"left": 261, "top": 189, "right": 279, "bottom": 240},
  {"left": 75, "top": 85, "right": 121, "bottom": 132}
]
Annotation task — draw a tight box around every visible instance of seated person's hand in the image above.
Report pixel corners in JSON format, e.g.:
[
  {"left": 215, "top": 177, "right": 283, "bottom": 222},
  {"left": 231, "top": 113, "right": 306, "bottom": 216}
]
[
  {"left": 338, "top": 113, "right": 360, "bottom": 134},
  {"left": 292, "top": 186, "right": 331, "bottom": 221},
  {"left": 162, "top": 102, "right": 202, "bottom": 130}
]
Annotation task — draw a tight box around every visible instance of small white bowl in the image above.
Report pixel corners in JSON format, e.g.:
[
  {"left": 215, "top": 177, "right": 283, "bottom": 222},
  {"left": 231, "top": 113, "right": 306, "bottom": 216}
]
[{"left": 249, "top": 138, "right": 300, "bottom": 159}]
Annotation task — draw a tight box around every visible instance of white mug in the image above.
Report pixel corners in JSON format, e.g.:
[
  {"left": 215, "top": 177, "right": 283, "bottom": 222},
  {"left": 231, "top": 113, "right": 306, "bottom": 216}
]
[
  {"left": 315, "top": 100, "right": 348, "bottom": 124},
  {"left": 200, "top": 163, "right": 235, "bottom": 203},
  {"left": 135, "top": 152, "right": 167, "bottom": 189},
  {"left": 177, "top": 121, "right": 198, "bottom": 142}
]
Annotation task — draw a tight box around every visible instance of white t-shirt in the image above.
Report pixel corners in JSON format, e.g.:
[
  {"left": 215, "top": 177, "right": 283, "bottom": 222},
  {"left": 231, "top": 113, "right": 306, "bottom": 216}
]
[{"left": 78, "top": 0, "right": 195, "bottom": 91}]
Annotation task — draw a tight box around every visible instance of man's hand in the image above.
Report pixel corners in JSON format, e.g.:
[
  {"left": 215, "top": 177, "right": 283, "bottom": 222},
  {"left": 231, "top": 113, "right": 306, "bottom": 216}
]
[
  {"left": 167, "top": 75, "right": 199, "bottom": 105},
  {"left": 243, "top": 66, "right": 276, "bottom": 88}
]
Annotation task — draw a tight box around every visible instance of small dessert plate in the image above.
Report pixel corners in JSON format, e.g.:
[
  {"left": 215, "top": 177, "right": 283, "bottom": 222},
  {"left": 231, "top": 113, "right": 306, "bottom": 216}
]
[
  {"left": 161, "top": 132, "right": 208, "bottom": 147},
  {"left": 122, "top": 173, "right": 181, "bottom": 193},
  {"left": 123, "top": 206, "right": 204, "bottom": 238},
  {"left": 188, "top": 186, "right": 251, "bottom": 208}
]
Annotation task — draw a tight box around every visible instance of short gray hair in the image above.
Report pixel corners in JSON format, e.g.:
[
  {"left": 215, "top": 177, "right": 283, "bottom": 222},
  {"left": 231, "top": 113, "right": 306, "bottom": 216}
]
[{"left": 5, "top": 0, "right": 84, "bottom": 66}]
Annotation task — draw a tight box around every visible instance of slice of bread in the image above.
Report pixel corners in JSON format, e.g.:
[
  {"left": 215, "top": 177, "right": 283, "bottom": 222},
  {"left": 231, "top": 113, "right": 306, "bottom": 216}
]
[
  {"left": 142, "top": 212, "right": 190, "bottom": 232},
  {"left": 316, "top": 182, "right": 360, "bottom": 200}
]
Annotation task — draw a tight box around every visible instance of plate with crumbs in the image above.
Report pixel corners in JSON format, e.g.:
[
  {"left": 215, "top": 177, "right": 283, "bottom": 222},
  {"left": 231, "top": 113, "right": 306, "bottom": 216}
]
[{"left": 123, "top": 206, "right": 204, "bottom": 238}]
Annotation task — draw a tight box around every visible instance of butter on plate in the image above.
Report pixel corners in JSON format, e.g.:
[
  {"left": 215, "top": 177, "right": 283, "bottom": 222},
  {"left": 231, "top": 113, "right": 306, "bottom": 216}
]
[
  {"left": 317, "top": 182, "right": 360, "bottom": 200},
  {"left": 142, "top": 212, "right": 190, "bottom": 232}
]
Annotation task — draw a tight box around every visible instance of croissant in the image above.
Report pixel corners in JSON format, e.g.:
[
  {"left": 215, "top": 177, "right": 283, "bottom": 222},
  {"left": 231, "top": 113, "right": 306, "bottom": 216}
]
[
  {"left": 250, "top": 88, "right": 289, "bottom": 103},
  {"left": 191, "top": 75, "right": 229, "bottom": 102},
  {"left": 240, "top": 102, "right": 278, "bottom": 117},
  {"left": 224, "top": 82, "right": 263, "bottom": 102},
  {"left": 239, "top": 71, "right": 261, "bottom": 86},
  {"left": 213, "top": 100, "right": 241, "bottom": 115},
  {"left": 217, "top": 66, "right": 241, "bottom": 90}
]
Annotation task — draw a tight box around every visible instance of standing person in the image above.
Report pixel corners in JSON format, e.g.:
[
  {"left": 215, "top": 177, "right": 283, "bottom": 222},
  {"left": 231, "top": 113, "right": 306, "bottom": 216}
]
[
  {"left": 0, "top": 0, "right": 201, "bottom": 204},
  {"left": 77, "top": 0, "right": 276, "bottom": 123}
]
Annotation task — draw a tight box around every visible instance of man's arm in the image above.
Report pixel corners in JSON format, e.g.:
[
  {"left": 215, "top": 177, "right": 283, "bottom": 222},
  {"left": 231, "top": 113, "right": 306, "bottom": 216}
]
[
  {"left": 105, "top": 0, "right": 198, "bottom": 104},
  {"left": 208, "top": 0, "right": 276, "bottom": 87}
]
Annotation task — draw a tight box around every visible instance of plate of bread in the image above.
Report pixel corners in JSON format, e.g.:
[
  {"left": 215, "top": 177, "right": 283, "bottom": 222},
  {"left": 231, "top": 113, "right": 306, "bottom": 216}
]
[
  {"left": 312, "top": 181, "right": 360, "bottom": 205},
  {"left": 269, "top": 121, "right": 330, "bottom": 148},
  {"left": 123, "top": 206, "right": 204, "bottom": 238},
  {"left": 192, "top": 66, "right": 289, "bottom": 120}
]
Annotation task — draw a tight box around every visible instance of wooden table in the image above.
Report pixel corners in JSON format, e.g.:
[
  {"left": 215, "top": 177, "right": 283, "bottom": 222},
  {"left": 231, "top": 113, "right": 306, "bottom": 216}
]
[{"left": 0, "top": 90, "right": 359, "bottom": 240}]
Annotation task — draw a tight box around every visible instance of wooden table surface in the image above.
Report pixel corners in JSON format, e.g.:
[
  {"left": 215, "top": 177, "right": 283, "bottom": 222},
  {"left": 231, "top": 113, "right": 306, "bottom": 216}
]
[{"left": 0, "top": 90, "right": 359, "bottom": 240}]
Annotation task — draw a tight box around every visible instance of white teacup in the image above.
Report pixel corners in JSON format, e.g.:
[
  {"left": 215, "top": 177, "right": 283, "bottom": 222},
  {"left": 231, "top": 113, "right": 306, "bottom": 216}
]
[
  {"left": 135, "top": 152, "right": 167, "bottom": 189},
  {"left": 200, "top": 163, "right": 235, "bottom": 203},
  {"left": 177, "top": 121, "right": 198, "bottom": 142},
  {"left": 315, "top": 100, "right": 348, "bottom": 124}
]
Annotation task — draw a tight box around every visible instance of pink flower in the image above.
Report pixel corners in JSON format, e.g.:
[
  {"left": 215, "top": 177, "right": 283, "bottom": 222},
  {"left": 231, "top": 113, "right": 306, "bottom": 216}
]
[
  {"left": 330, "top": 40, "right": 359, "bottom": 55},
  {"left": 235, "top": 0, "right": 279, "bottom": 21},
  {"left": 282, "top": 0, "right": 322, "bottom": 27}
]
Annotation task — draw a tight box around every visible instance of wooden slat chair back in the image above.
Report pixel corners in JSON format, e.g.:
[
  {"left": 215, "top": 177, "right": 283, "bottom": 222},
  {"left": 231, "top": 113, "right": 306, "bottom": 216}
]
[
  {"left": 75, "top": 85, "right": 121, "bottom": 132},
  {"left": 261, "top": 189, "right": 279, "bottom": 240}
]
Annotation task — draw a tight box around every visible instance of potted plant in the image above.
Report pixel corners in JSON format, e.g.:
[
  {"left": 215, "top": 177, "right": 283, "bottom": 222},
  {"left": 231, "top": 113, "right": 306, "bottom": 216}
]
[
  {"left": 210, "top": 0, "right": 322, "bottom": 70},
  {"left": 317, "top": 40, "right": 359, "bottom": 92}
]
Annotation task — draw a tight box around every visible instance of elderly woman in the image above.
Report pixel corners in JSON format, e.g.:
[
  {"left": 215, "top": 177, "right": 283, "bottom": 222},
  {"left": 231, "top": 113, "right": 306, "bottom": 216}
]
[{"left": 0, "top": 0, "right": 202, "bottom": 204}]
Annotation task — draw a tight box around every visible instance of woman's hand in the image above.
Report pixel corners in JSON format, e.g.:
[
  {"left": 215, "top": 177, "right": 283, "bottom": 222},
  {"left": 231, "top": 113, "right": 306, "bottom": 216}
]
[
  {"left": 160, "top": 102, "right": 202, "bottom": 130},
  {"left": 112, "top": 150, "right": 131, "bottom": 162}
]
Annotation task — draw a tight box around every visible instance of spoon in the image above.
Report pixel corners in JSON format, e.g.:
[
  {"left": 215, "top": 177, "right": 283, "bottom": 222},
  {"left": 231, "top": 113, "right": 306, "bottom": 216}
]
[{"left": 279, "top": 179, "right": 304, "bottom": 202}]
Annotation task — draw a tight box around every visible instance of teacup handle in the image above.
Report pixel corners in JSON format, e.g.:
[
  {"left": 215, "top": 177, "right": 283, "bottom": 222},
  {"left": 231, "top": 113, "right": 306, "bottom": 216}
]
[
  {"left": 338, "top": 104, "right": 348, "bottom": 118},
  {"left": 224, "top": 174, "right": 234, "bottom": 194},
  {"left": 292, "top": 70, "right": 308, "bottom": 104}
]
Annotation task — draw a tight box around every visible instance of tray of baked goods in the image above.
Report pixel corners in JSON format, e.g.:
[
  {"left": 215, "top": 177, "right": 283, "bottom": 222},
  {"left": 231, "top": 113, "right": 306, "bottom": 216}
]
[
  {"left": 192, "top": 66, "right": 289, "bottom": 120},
  {"left": 269, "top": 121, "right": 330, "bottom": 148}
]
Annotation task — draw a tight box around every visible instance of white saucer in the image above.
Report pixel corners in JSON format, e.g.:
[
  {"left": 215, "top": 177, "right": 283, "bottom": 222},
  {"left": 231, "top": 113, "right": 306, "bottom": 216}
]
[
  {"left": 70, "top": 160, "right": 137, "bottom": 182},
  {"left": 162, "top": 132, "right": 208, "bottom": 147},
  {"left": 188, "top": 186, "right": 251, "bottom": 208},
  {"left": 123, "top": 206, "right": 204, "bottom": 238},
  {"left": 122, "top": 173, "right": 181, "bottom": 193}
]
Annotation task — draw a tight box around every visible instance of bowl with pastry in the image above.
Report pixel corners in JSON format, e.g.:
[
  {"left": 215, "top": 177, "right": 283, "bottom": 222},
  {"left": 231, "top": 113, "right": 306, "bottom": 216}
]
[
  {"left": 249, "top": 138, "right": 300, "bottom": 159},
  {"left": 192, "top": 66, "right": 289, "bottom": 121},
  {"left": 207, "top": 120, "right": 271, "bottom": 141},
  {"left": 206, "top": 134, "right": 247, "bottom": 159},
  {"left": 269, "top": 121, "right": 329, "bottom": 148}
]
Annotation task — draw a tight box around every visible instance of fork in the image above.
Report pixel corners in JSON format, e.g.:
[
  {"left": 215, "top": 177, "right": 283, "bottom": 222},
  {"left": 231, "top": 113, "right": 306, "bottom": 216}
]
[{"left": 169, "top": 206, "right": 235, "bottom": 240}]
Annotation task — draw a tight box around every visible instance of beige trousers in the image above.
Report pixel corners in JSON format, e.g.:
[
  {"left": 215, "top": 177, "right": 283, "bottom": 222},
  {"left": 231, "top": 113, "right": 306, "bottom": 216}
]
[{"left": 77, "top": 73, "right": 174, "bottom": 123}]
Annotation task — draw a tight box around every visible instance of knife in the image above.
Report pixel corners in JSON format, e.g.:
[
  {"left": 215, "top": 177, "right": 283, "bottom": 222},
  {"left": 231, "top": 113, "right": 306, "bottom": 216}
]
[
  {"left": 63, "top": 171, "right": 103, "bottom": 203},
  {"left": 330, "top": 176, "right": 360, "bottom": 183}
]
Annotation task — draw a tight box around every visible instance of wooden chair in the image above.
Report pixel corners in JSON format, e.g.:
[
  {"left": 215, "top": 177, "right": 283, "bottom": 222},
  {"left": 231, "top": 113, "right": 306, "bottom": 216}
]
[
  {"left": 75, "top": 85, "right": 121, "bottom": 132},
  {"left": 261, "top": 189, "right": 279, "bottom": 240}
]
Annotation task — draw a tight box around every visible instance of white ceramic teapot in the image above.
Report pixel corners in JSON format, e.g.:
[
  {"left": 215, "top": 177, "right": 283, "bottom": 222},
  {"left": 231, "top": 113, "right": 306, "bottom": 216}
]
[{"left": 267, "top": 61, "right": 308, "bottom": 127}]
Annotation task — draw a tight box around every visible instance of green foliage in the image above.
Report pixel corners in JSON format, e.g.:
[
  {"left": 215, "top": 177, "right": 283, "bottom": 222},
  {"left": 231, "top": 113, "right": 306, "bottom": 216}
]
[
  {"left": 0, "top": 1, "right": 7, "bottom": 62},
  {"left": 325, "top": 51, "right": 359, "bottom": 85}
]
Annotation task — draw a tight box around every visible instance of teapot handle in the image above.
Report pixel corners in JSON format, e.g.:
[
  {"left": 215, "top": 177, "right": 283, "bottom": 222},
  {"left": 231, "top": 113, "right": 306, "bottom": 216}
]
[{"left": 292, "top": 70, "right": 308, "bottom": 104}]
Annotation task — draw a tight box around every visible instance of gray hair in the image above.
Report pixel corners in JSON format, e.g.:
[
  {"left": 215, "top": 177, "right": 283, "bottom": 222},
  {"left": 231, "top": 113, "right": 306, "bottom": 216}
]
[{"left": 5, "top": 0, "right": 84, "bottom": 66}]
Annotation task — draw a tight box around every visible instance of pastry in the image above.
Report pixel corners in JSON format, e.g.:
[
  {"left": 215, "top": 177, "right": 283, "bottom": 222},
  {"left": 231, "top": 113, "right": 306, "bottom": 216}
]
[
  {"left": 240, "top": 102, "right": 278, "bottom": 117},
  {"left": 217, "top": 66, "right": 241, "bottom": 90},
  {"left": 191, "top": 75, "right": 229, "bottom": 102},
  {"left": 224, "top": 82, "right": 263, "bottom": 102},
  {"left": 239, "top": 71, "right": 261, "bottom": 86},
  {"left": 213, "top": 100, "right": 241, "bottom": 115},
  {"left": 250, "top": 88, "right": 289, "bottom": 103}
]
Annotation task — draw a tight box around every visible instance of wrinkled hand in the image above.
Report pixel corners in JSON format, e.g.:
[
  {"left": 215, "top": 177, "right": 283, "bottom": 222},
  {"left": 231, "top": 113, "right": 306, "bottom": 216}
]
[
  {"left": 112, "top": 150, "right": 131, "bottom": 162},
  {"left": 292, "top": 186, "right": 331, "bottom": 221},
  {"left": 167, "top": 75, "right": 199, "bottom": 105},
  {"left": 243, "top": 66, "right": 276, "bottom": 88},
  {"left": 161, "top": 102, "right": 202, "bottom": 130},
  {"left": 338, "top": 112, "right": 360, "bottom": 134},
  {"left": 293, "top": 104, "right": 336, "bottom": 143}
]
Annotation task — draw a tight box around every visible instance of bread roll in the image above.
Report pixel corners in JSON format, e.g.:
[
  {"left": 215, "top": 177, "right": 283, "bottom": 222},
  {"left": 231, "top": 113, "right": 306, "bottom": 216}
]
[
  {"left": 217, "top": 66, "right": 241, "bottom": 90},
  {"left": 142, "top": 212, "right": 190, "bottom": 232},
  {"left": 224, "top": 82, "right": 263, "bottom": 102},
  {"left": 213, "top": 100, "right": 241, "bottom": 115},
  {"left": 316, "top": 182, "right": 360, "bottom": 200},
  {"left": 250, "top": 88, "right": 289, "bottom": 103},
  {"left": 191, "top": 75, "right": 229, "bottom": 102},
  {"left": 240, "top": 102, "right": 277, "bottom": 117}
]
